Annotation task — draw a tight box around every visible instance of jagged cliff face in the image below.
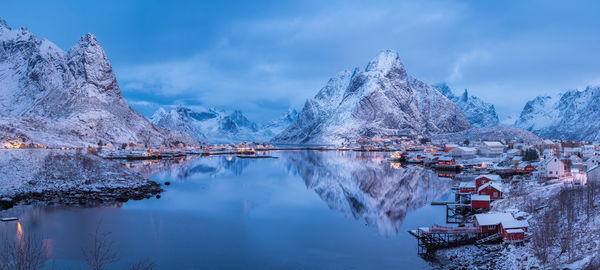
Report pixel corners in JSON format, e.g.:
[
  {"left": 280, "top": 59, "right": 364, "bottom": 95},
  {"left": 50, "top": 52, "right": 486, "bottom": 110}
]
[
  {"left": 515, "top": 86, "right": 600, "bottom": 141},
  {"left": 0, "top": 18, "right": 195, "bottom": 147},
  {"left": 433, "top": 83, "right": 499, "bottom": 128},
  {"left": 273, "top": 50, "right": 471, "bottom": 145},
  {"left": 151, "top": 106, "right": 297, "bottom": 143},
  {"left": 283, "top": 151, "right": 452, "bottom": 236}
]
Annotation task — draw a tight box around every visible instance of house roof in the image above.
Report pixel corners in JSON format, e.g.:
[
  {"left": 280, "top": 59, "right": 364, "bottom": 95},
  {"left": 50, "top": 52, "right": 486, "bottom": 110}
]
[
  {"left": 459, "top": 182, "right": 476, "bottom": 188},
  {"left": 474, "top": 213, "right": 514, "bottom": 226},
  {"left": 501, "top": 219, "right": 529, "bottom": 229},
  {"left": 476, "top": 174, "right": 501, "bottom": 182},
  {"left": 452, "top": 147, "right": 477, "bottom": 152},
  {"left": 483, "top": 141, "right": 504, "bottom": 147},
  {"left": 477, "top": 181, "right": 503, "bottom": 192},
  {"left": 505, "top": 229, "right": 525, "bottom": 234}
]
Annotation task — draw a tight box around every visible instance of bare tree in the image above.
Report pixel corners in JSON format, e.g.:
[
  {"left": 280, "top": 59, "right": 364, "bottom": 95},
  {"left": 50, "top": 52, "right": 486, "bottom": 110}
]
[
  {"left": 82, "top": 222, "right": 119, "bottom": 270},
  {"left": 130, "top": 258, "right": 155, "bottom": 270},
  {"left": 0, "top": 233, "right": 47, "bottom": 270}
]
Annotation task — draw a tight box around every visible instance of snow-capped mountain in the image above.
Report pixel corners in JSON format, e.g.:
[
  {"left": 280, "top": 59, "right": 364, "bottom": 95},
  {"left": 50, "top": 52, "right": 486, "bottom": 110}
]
[
  {"left": 151, "top": 106, "right": 297, "bottom": 143},
  {"left": 433, "top": 83, "right": 499, "bottom": 127},
  {"left": 273, "top": 50, "right": 471, "bottom": 144},
  {"left": 0, "top": 17, "right": 195, "bottom": 147},
  {"left": 515, "top": 86, "right": 600, "bottom": 141}
]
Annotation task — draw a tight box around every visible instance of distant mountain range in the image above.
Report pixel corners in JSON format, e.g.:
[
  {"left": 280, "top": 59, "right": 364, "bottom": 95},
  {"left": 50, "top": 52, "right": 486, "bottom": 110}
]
[
  {"left": 433, "top": 83, "right": 499, "bottom": 128},
  {"left": 273, "top": 50, "right": 472, "bottom": 144},
  {"left": 2, "top": 16, "right": 596, "bottom": 146},
  {"left": 150, "top": 106, "right": 297, "bottom": 143},
  {"left": 0, "top": 17, "right": 195, "bottom": 147},
  {"left": 515, "top": 86, "right": 600, "bottom": 142}
]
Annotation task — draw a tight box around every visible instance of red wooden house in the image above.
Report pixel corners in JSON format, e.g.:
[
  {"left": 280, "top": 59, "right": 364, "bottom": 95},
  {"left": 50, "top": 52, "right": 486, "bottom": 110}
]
[
  {"left": 475, "top": 175, "right": 501, "bottom": 189},
  {"left": 437, "top": 156, "right": 455, "bottom": 165},
  {"left": 474, "top": 213, "right": 529, "bottom": 242},
  {"left": 477, "top": 182, "right": 503, "bottom": 200},
  {"left": 471, "top": 194, "right": 491, "bottom": 209},
  {"left": 458, "top": 182, "right": 476, "bottom": 194}
]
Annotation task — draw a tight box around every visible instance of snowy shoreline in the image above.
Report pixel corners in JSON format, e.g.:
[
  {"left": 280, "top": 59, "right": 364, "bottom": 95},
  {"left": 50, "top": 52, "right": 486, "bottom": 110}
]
[{"left": 0, "top": 149, "right": 161, "bottom": 210}]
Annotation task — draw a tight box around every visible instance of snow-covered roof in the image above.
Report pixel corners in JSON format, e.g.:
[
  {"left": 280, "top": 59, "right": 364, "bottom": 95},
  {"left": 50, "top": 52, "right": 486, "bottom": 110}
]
[
  {"left": 505, "top": 229, "right": 525, "bottom": 234},
  {"left": 483, "top": 141, "right": 505, "bottom": 147},
  {"left": 501, "top": 218, "right": 529, "bottom": 229},
  {"left": 459, "top": 182, "right": 476, "bottom": 188},
  {"left": 451, "top": 147, "right": 477, "bottom": 152},
  {"left": 477, "top": 181, "right": 503, "bottom": 192},
  {"left": 471, "top": 194, "right": 490, "bottom": 201},
  {"left": 474, "top": 213, "right": 514, "bottom": 226},
  {"left": 438, "top": 156, "right": 453, "bottom": 161},
  {"left": 476, "top": 174, "right": 501, "bottom": 182}
]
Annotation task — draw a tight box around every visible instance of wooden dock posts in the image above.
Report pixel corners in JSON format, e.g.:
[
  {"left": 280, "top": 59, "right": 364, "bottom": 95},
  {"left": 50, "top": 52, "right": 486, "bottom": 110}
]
[{"left": 409, "top": 227, "right": 491, "bottom": 255}]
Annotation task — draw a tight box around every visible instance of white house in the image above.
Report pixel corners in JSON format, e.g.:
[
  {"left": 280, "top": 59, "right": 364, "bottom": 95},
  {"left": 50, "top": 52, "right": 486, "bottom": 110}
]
[
  {"left": 539, "top": 157, "right": 565, "bottom": 179},
  {"left": 582, "top": 145, "right": 596, "bottom": 159},
  {"left": 479, "top": 141, "right": 505, "bottom": 157},
  {"left": 563, "top": 147, "right": 581, "bottom": 158},
  {"left": 448, "top": 147, "right": 478, "bottom": 158},
  {"left": 587, "top": 165, "right": 600, "bottom": 183}
]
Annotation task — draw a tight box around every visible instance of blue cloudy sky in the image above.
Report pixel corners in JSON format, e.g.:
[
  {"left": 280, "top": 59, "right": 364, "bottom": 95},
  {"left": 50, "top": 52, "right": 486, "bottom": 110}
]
[{"left": 3, "top": 0, "right": 600, "bottom": 122}]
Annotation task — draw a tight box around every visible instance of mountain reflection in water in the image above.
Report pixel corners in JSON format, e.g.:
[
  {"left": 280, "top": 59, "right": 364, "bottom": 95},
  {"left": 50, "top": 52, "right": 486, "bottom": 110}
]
[
  {"left": 283, "top": 151, "right": 452, "bottom": 236},
  {"left": 130, "top": 151, "right": 452, "bottom": 236}
]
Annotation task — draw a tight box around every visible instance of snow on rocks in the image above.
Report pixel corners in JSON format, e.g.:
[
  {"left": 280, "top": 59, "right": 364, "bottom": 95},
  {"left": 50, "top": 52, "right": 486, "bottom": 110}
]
[
  {"left": 434, "top": 83, "right": 499, "bottom": 128},
  {"left": 0, "top": 149, "right": 161, "bottom": 209},
  {"left": 515, "top": 85, "right": 600, "bottom": 141},
  {"left": 273, "top": 50, "right": 471, "bottom": 145},
  {"left": 0, "top": 17, "right": 196, "bottom": 147}
]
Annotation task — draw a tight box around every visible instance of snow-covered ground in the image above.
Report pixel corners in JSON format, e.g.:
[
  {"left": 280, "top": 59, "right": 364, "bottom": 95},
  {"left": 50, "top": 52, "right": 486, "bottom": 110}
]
[
  {"left": 0, "top": 149, "right": 161, "bottom": 209},
  {"left": 434, "top": 180, "right": 600, "bottom": 269}
]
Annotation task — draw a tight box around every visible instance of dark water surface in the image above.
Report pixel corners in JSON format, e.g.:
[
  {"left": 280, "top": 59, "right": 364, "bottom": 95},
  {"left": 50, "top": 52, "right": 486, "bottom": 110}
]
[{"left": 0, "top": 151, "right": 453, "bottom": 269}]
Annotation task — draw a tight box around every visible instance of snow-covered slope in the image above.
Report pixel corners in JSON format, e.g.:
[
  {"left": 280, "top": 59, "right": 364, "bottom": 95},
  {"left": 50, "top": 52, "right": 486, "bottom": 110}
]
[
  {"left": 0, "top": 18, "right": 195, "bottom": 147},
  {"left": 431, "top": 126, "right": 543, "bottom": 145},
  {"left": 515, "top": 86, "right": 600, "bottom": 141},
  {"left": 433, "top": 83, "right": 499, "bottom": 128},
  {"left": 151, "top": 106, "right": 297, "bottom": 143},
  {"left": 273, "top": 50, "right": 471, "bottom": 145}
]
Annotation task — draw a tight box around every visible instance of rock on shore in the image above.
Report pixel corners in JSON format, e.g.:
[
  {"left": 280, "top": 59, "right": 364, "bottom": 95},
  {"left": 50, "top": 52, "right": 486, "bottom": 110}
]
[{"left": 0, "top": 149, "right": 161, "bottom": 209}]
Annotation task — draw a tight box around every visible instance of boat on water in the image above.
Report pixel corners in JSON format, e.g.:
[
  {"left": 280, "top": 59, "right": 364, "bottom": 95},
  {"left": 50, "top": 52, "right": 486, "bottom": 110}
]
[
  {"left": 1, "top": 217, "right": 18, "bottom": 222},
  {"left": 236, "top": 155, "right": 279, "bottom": 159}
]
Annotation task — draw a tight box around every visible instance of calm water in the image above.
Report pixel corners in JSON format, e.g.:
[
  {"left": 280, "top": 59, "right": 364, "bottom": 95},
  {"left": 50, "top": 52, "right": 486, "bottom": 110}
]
[{"left": 0, "top": 151, "right": 453, "bottom": 269}]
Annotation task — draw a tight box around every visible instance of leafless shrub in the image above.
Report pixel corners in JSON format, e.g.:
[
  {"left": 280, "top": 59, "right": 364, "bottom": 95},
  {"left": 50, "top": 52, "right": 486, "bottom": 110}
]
[
  {"left": 82, "top": 223, "right": 119, "bottom": 270},
  {"left": 130, "top": 258, "right": 155, "bottom": 270},
  {"left": 0, "top": 233, "right": 47, "bottom": 270}
]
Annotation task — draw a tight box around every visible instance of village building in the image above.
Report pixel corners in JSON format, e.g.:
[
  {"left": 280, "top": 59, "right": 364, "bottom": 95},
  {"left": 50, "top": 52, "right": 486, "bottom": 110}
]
[
  {"left": 437, "top": 156, "right": 455, "bottom": 165},
  {"left": 474, "top": 213, "right": 529, "bottom": 242},
  {"left": 587, "top": 165, "right": 600, "bottom": 184},
  {"left": 506, "top": 149, "right": 521, "bottom": 157},
  {"left": 516, "top": 162, "right": 537, "bottom": 172},
  {"left": 477, "top": 181, "right": 503, "bottom": 200},
  {"left": 444, "top": 143, "right": 459, "bottom": 152},
  {"left": 511, "top": 156, "right": 523, "bottom": 165},
  {"left": 539, "top": 157, "right": 566, "bottom": 179},
  {"left": 582, "top": 144, "right": 596, "bottom": 159},
  {"left": 563, "top": 147, "right": 582, "bottom": 158},
  {"left": 478, "top": 141, "right": 505, "bottom": 157},
  {"left": 470, "top": 194, "right": 490, "bottom": 209},
  {"left": 448, "top": 147, "right": 477, "bottom": 158}
]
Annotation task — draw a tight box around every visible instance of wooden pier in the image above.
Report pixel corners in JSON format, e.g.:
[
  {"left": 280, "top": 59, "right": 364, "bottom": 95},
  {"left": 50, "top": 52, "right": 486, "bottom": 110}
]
[{"left": 408, "top": 225, "right": 490, "bottom": 255}]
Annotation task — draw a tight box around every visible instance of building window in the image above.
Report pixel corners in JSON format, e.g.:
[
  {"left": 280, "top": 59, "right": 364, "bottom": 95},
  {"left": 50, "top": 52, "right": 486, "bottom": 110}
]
[
  {"left": 488, "top": 226, "right": 495, "bottom": 230},
  {"left": 493, "top": 192, "right": 498, "bottom": 197}
]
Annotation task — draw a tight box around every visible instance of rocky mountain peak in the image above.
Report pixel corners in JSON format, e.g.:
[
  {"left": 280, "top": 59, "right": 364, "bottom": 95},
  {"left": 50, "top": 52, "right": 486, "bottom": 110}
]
[
  {"left": 461, "top": 89, "right": 469, "bottom": 102},
  {"left": 0, "top": 17, "right": 10, "bottom": 32},
  {"left": 365, "top": 50, "right": 407, "bottom": 78}
]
